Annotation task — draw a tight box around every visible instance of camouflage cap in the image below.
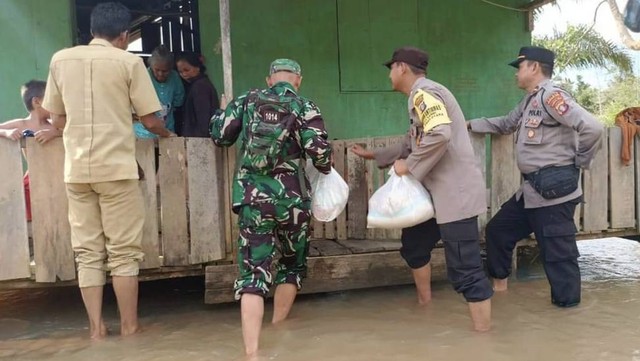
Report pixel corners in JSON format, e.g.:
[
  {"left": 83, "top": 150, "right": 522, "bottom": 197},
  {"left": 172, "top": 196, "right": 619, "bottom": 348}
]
[{"left": 269, "top": 58, "right": 301, "bottom": 75}]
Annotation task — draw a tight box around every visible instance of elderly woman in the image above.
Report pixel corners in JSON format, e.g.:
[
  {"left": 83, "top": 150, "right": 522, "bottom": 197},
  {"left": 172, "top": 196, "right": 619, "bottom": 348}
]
[
  {"left": 176, "top": 52, "right": 220, "bottom": 138},
  {"left": 134, "top": 45, "right": 185, "bottom": 138}
]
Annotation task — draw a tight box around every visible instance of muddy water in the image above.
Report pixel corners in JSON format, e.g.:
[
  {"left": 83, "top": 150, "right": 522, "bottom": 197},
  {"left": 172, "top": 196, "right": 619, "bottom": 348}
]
[{"left": 1, "top": 238, "right": 639, "bottom": 361}]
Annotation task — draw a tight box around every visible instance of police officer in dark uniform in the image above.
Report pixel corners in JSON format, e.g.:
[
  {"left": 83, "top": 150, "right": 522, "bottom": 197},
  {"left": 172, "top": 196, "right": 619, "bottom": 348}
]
[{"left": 468, "top": 46, "right": 604, "bottom": 307}]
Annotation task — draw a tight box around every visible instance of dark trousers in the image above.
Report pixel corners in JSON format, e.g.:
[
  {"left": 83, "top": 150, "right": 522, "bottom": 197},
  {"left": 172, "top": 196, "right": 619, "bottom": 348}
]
[
  {"left": 485, "top": 194, "right": 581, "bottom": 307},
  {"left": 401, "top": 217, "right": 493, "bottom": 302}
]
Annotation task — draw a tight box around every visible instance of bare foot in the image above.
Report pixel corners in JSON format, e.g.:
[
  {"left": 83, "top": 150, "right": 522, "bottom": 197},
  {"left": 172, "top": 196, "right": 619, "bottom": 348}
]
[
  {"left": 473, "top": 323, "right": 491, "bottom": 332},
  {"left": 418, "top": 295, "right": 432, "bottom": 306},
  {"left": 493, "top": 278, "right": 508, "bottom": 292},
  {"left": 245, "top": 349, "right": 259, "bottom": 359},
  {"left": 90, "top": 322, "right": 108, "bottom": 340},
  {"left": 120, "top": 324, "right": 141, "bottom": 337}
]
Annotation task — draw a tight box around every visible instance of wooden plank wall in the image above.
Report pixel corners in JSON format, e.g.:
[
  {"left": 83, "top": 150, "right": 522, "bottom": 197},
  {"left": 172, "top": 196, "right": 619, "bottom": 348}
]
[
  {"left": 608, "top": 127, "right": 636, "bottom": 229},
  {"left": 159, "top": 138, "right": 228, "bottom": 265},
  {"left": 158, "top": 138, "right": 190, "bottom": 265},
  {"left": 309, "top": 129, "right": 633, "bottom": 241},
  {"left": 135, "top": 140, "right": 161, "bottom": 269},
  {"left": 470, "top": 133, "right": 489, "bottom": 232},
  {"left": 26, "top": 138, "right": 76, "bottom": 282},
  {"left": 583, "top": 131, "right": 609, "bottom": 232},
  {"left": 186, "top": 138, "right": 226, "bottom": 263},
  {"left": 0, "top": 139, "right": 31, "bottom": 281},
  {"left": 345, "top": 138, "right": 369, "bottom": 239},
  {"left": 490, "top": 134, "right": 521, "bottom": 217},
  {"left": 1, "top": 128, "right": 639, "bottom": 283},
  {"left": 0, "top": 137, "right": 231, "bottom": 283},
  {"left": 333, "top": 141, "right": 348, "bottom": 240},
  {"left": 636, "top": 136, "right": 640, "bottom": 234}
]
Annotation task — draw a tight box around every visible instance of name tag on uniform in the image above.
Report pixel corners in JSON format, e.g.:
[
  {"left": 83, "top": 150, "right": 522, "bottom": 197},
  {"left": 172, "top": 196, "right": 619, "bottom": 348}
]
[{"left": 524, "top": 118, "right": 541, "bottom": 128}]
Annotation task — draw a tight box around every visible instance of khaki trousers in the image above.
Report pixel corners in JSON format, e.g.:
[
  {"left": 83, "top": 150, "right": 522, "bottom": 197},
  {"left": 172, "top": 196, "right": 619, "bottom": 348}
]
[{"left": 66, "top": 180, "right": 144, "bottom": 288}]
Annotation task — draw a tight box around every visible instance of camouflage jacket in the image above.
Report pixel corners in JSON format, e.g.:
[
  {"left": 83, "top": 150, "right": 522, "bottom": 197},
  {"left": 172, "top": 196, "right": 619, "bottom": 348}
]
[{"left": 210, "top": 81, "right": 332, "bottom": 211}]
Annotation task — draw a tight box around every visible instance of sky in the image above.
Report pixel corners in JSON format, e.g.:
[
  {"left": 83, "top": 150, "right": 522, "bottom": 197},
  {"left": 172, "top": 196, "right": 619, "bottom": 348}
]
[{"left": 533, "top": 0, "right": 640, "bottom": 87}]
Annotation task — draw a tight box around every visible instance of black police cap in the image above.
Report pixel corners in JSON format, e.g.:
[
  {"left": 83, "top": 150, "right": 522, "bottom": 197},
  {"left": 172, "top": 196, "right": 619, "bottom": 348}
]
[
  {"left": 509, "top": 46, "right": 555, "bottom": 68},
  {"left": 384, "top": 47, "right": 429, "bottom": 71}
]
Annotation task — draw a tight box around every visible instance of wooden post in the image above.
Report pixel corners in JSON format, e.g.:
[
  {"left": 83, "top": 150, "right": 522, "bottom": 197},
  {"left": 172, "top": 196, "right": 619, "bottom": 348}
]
[
  {"left": 219, "top": 0, "right": 233, "bottom": 98},
  {"left": 218, "top": 0, "right": 239, "bottom": 261}
]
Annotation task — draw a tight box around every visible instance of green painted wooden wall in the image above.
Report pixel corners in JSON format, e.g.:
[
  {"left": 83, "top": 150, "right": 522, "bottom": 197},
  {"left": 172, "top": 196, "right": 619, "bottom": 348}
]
[
  {"left": 0, "top": 0, "right": 73, "bottom": 121},
  {"left": 0, "top": 0, "right": 529, "bottom": 140},
  {"left": 199, "top": 0, "right": 531, "bottom": 139}
]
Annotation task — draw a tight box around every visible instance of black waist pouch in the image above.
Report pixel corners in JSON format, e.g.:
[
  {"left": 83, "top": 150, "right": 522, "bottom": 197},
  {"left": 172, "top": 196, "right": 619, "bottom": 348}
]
[{"left": 524, "top": 165, "right": 580, "bottom": 199}]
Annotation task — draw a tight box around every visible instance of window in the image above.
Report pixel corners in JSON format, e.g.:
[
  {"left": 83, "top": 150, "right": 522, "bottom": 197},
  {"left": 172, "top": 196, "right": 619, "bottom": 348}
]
[{"left": 74, "top": 0, "right": 201, "bottom": 56}]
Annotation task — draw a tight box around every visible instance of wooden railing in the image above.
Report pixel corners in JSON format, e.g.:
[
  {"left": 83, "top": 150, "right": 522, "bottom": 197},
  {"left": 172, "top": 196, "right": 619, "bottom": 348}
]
[
  {"left": 0, "top": 138, "right": 228, "bottom": 283},
  {"left": 0, "top": 127, "right": 637, "bottom": 284},
  {"left": 311, "top": 128, "right": 639, "bottom": 241}
]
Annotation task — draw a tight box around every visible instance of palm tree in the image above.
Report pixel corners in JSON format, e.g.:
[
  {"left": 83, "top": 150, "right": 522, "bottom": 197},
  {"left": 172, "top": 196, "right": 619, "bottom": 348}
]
[{"left": 533, "top": 24, "right": 633, "bottom": 74}]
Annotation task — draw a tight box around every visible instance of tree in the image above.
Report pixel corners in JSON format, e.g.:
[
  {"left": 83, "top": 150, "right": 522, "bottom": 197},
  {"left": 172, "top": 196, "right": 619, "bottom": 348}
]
[
  {"left": 533, "top": 24, "right": 633, "bottom": 74},
  {"left": 555, "top": 75, "right": 602, "bottom": 116},
  {"left": 544, "top": 0, "right": 640, "bottom": 50},
  {"left": 600, "top": 74, "right": 640, "bottom": 124},
  {"left": 605, "top": 0, "right": 640, "bottom": 50}
]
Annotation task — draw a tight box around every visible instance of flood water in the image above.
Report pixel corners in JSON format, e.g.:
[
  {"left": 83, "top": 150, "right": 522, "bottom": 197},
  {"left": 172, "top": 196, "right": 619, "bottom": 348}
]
[{"left": 1, "top": 237, "right": 639, "bottom": 361}]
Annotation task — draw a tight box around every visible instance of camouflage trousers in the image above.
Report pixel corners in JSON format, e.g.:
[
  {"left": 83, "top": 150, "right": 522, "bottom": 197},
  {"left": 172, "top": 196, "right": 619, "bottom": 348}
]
[{"left": 234, "top": 199, "right": 311, "bottom": 300}]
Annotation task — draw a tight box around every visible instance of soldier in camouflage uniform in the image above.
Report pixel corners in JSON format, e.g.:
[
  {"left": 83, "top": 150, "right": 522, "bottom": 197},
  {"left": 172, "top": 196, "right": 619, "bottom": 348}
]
[{"left": 210, "top": 58, "right": 332, "bottom": 356}]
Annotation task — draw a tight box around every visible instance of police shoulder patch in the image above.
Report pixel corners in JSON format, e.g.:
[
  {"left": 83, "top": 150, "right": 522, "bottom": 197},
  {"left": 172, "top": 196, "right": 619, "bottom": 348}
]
[
  {"left": 412, "top": 89, "right": 451, "bottom": 133},
  {"left": 545, "top": 91, "right": 570, "bottom": 116}
]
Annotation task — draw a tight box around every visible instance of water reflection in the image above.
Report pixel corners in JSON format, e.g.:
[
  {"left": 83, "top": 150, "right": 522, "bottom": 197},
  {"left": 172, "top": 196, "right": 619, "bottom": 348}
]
[{"left": 0, "top": 238, "right": 639, "bottom": 361}]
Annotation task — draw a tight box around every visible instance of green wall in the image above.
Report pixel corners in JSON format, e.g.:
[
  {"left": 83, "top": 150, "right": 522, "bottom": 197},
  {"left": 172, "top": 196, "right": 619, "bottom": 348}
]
[
  {"left": 199, "top": 0, "right": 531, "bottom": 140},
  {"left": 0, "top": 0, "right": 73, "bottom": 121},
  {"left": 0, "top": 0, "right": 529, "bottom": 139}
]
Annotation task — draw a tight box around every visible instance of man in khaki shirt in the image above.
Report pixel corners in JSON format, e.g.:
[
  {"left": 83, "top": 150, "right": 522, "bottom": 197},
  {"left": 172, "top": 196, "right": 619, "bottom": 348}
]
[
  {"left": 352, "top": 47, "right": 493, "bottom": 332},
  {"left": 43, "top": 2, "right": 173, "bottom": 339}
]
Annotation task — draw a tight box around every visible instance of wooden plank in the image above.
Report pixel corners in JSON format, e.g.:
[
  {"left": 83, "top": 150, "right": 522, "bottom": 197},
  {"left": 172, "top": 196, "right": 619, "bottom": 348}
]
[
  {"left": 470, "top": 133, "right": 489, "bottom": 233},
  {"left": 317, "top": 142, "right": 336, "bottom": 239},
  {"left": 490, "top": 134, "right": 521, "bottom": 217},
  {"left": 310, "top": 239, "right": 351, "bottom": 256},
  {"left": 221, "top": 147, "right": 234, "bottom": 259},
  {"left": 311, "top": 206, "right": 324, "bottom": 239},
  {"left": 322, "top": 217, "right": 336, "bottom": 240},
  {"left": 322, "top": 198, "right": 336, "bottom": 240},
  {"left": 226, "top": 147, "right": 239, "bottom": 261},
  {"left": 364, "top": 138, "right": 376, "bottom": 240},
  {"left": 135, "top": 140, "right": 161, "bottom": 269},
  {"left": 158, "top": 137, "right": 190, "bottom": 266},
  {"left": 0, "top": 139, "right": 31, "bottom": 281},
  {"left": 346, "top": 139, "right": 368, "bottom": 239},
  {"left": 373, "top": 137, "right": 389, "bottom": 240},
  {"left": 204, "top": 249, "right": 447, "bottom": 304},
  {"left": 574, "top": 201, "right": 582, "bottom": 232},
  {"left": 337, "top": 239, "right": 401, "bottom": 253},
  {"left": 608, "top": 127, "right": 636, "bottom": 229},
  {"left": 26, "top": 138, "right": 76, "bottom": 282},
  {"left": 308, "top": 245, "right": 321, "bottom": 257},
  {"left": 333, "top": 141, "right": 348, "bottom": 240},
  {"left": 582, "top": 131, "right": 609, "bottom": 232},
  {"left": 219, "top": 0, "right": 234, "bottom": 98},
  {"left": 637, "top": 136, "right": 640, "bottom": 234},
  {"left": 186, "top": 138, "right": 226, "bottom": 264},
  {"left": 385, "top": 136, "right": 405, "bottom": 239},
  {"left": 311, "top": 221, "right": 324, "bottom": 239},
  {"left": 310, "top": 145, "right": 324, "bottom": 238},
  {"left": 574, "top": 173, "right": 583, "bottom": 232}
]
